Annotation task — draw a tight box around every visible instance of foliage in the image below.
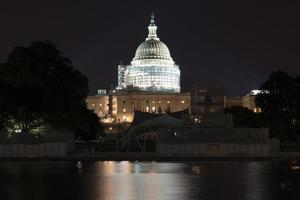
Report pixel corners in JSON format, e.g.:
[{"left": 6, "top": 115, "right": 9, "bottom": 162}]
[
  {"left": 74, "top": 108, "right": 104, "bottom": 141},
  {"left": 0, "top": 41, "right": 101, "bottom": 139},
  {"left": 224, "top": 106, "right": 264, "bottom": 128},
  {"left": 255, "top": 70, "right": 300, "bottom": 141}
]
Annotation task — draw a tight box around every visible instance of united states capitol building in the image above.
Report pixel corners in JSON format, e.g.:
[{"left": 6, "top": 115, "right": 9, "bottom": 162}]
[
  {"left": 86, "top": 14, "right": 261, "bottom": 132},
  {"left": 87, "top": 14, "right": 190, "bottom": 126},
  {"left": 86, "top": 14, "right": 279, "bottom": 157}
]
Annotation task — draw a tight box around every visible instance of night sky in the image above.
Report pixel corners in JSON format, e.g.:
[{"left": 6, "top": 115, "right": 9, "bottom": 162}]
[{"left": 1, "top": 0, "right": 300, "bottom": 96}]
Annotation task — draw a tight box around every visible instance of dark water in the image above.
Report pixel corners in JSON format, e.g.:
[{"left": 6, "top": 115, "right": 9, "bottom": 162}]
[{"left": 0, "top": 161, "right": 299, "bottom": 200}]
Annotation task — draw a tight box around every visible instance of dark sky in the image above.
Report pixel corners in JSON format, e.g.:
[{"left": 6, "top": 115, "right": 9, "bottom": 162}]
[{"left": 1, "top": 0, "right": 300, "bottom": 96}]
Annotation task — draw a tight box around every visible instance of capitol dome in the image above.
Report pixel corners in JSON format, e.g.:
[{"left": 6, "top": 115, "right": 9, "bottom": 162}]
[
  {"left": 133, "top": 39, "right": 173, "bottom": 61},
  {"left": 118, "top": 13, "right": 181, "bottom": 93}
]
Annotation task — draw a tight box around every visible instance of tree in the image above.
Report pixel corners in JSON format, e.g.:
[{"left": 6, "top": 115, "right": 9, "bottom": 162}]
[
  {"left": 74, "top": 108, "right": 104, "bottom": 141},
  {"left": 224, "top": 106, "right": 263, "bottom": 128},
  {"left": 255, "top": 70, "right": 300, "bottom": 141},
  {"left": 0, "top": 41, "right": 101, "bottom": 139}
]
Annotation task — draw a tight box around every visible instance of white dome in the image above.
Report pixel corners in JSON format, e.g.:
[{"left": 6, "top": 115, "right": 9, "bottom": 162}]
[
  {"left": 122, "top": 13, "right": 181, "bottom": 93},
  {"left": 133, "top": 39, "right": 173, "bottom": 61}
]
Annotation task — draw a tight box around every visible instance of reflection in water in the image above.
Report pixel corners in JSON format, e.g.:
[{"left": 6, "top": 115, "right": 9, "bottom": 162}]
[
  {"left": 243, "top": 162, "right": 269, "bottom": 200},
  {"left": 192, "top": 165, "right": 201, "bottom": 175},
  {"left": 0, "top": 161, "right": 299, "bottom": 200},
  {"left": 98, "top": 162, "right": 189, "bottom": 200}
]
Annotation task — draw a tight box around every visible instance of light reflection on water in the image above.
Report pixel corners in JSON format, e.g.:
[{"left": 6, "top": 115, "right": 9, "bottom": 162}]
[{"left": 0, "top": 161, "right": 299, "bottom": 200}]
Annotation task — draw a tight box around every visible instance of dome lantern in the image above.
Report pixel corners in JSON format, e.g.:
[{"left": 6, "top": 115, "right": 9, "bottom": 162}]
[
  {"left": 133, "top": 13, "right": 173, "bottom": 61},
  {"left": 147, "top": 12, "right": 158, "bottom": 40}
]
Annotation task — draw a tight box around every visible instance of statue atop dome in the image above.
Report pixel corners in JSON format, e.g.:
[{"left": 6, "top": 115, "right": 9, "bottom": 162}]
[
  {"left": 147, "top": 12, "right": 158, "bottom": 39},
  {"left": 150, "top": 12, "right": 155, "bottom": 25}
]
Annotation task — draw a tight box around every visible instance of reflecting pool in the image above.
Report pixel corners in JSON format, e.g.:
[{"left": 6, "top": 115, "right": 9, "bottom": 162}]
[{"left": 0, "top": 161, "right": 299, "bottom": 200}]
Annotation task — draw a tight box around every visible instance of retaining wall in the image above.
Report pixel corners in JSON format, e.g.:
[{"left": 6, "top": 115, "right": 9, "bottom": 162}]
[{"left": 0, "top": 143, "right": 66, "bottom": 158}]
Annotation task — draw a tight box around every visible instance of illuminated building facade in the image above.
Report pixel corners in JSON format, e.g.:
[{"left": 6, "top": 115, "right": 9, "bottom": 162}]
[
  {"left": 118, "top": 13, "right": 180, "bottom": 93},
  {"left": 224, "top": 90, "right": 262, "bottom": 113},
  {"left": 86, "top": 13, "right": 187, "bottom": 129},
  {"left": 86, "top": 91, "right": 190, "bottom": 124},
  {"left": 87, "top": 14, "right": 258, "bottom": 132}
]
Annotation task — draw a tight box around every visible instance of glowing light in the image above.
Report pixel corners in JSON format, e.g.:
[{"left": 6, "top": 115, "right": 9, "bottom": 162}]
[
  {"left": 254, "top": 107, "right": 262, "bottom": 113},
  {"left": 152, "top": 106, "right": 156, "bottom": 112},
  {"left": 249, "top": 90, "right": 261, "bottom": 95},
  {"left": 248, "top": 90, "right": 268, "bottom": 96},
  {"left": 291, "top": 165, "right": 300, "bottom": 170}
]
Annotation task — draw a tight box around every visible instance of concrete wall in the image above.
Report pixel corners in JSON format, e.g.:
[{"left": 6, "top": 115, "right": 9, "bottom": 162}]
[
  {"left": 157, "top": 127, "right": 270, "bottom": 142},
  {"left": 157, "top": 143, "right": 273, "bottom": 157},
  {"left": 155, "top": 127, "right": 279, "bottom": 157},
  {"left": 0, "top": 143, "right": 67, "bottom": 158}
]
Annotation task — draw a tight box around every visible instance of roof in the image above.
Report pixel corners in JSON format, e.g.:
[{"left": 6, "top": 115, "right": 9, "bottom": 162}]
[
  {"left": 120, "top": 109, "right": 189, "bottom": 148},
  {"left": 130, "top": 109, "right": 190, "bottom": 127}
]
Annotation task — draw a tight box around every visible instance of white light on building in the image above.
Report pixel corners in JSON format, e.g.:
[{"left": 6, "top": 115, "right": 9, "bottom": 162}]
[{"left": 152, "top": 106, "right": 156, "bottom": 112}]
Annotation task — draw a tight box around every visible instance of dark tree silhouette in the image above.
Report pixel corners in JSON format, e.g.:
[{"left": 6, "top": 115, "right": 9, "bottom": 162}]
[
  {"left": 0, "top": 41, "right": 102, "bottom": 139},
  {"left": 256, "top": 70, "right": 300, "bottom": 141},
  {"left": 224, "top": 106, "right": 263, "bottom": 128}
]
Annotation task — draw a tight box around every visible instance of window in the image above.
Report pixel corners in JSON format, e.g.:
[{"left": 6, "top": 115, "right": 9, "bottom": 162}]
[
  {"left": 181, "top": 100, "right": 185, "bottom": 104},
  {"left": 152, "top": 106, "right": 156, "bottom": 112},
  {"left": 146, "top": 106, "right": 150, "bottom": 112},
  {"left": 123, "top": 108, "right": 126, "bottom": 113},
  {"left": 167, "top": 101, "right": 170, "bottom": 104},
  {"left": 254, "top": 107, "right": 261, "bottom": 113},
  {"left": 166, "top": 106, "right": 171, "bottom": 113},
  {"left": 158, "top": 106, "right": 162, "bottom": 113}
]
